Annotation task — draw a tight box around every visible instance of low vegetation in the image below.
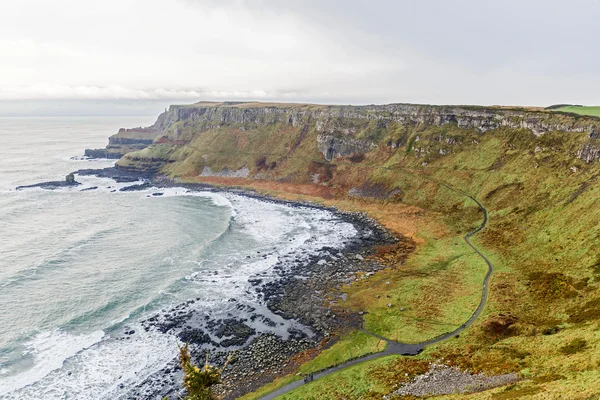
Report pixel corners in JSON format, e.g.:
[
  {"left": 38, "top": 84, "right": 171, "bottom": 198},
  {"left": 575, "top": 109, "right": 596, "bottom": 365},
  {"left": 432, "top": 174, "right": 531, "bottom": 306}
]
[
  {"left": 176, "top": 343, "right": 232, "bottom": 400},
  {"left": 276, "top": 355, "right": 430, "bottom": 400},
  {"left": 340, "top": 224, "right": 486, "bottom": 343}
]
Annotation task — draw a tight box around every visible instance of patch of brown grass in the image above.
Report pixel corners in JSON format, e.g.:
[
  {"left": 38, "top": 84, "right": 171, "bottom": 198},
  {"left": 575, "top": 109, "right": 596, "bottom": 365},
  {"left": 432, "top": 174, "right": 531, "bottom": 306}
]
[
  {"left": 491, "top": 385, "right": 542, "bottom": 399},
  {"left": 372, "top": 239, "right": 417, "bottom": 266},
  {"left": 480, "top": 314, "right": 519, "bottom": 338},
  {"left": 429, "top": 345, "right": 525, "bottom": 376},
  {"left": 368, "top": 358, "right": 430, "bottom": 388},
  {"left": 568, "top": 298, "right": 600, "bottom": 323},
  {"left": 479, "top": 220, "right": 526, "bottom": 256},
  {"left": 190, "top": 176, "right": 341, "bottom": 199},
  {"left": 527, "top": 271, "right": 578, "bottom": 300}
]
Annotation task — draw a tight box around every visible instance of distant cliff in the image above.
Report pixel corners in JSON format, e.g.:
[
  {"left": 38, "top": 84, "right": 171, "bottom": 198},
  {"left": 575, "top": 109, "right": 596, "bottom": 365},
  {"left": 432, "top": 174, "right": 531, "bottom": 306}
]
[
  {"left": 84, "top": 127, "right": 161, "bottom": 159},
  {"left": 153, "top": 102, "right": 600, "bottom": 138},
  {"left": 84, "top": 101, "right": 600, "bottom": 192}
]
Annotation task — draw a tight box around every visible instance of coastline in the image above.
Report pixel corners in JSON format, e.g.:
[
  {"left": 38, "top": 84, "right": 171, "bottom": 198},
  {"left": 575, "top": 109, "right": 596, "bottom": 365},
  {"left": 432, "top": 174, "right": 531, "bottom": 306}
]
[
  {"left": 9, "top": 102, "right": 600, "bottom": 399},
  {"left": 50, "top": 166, "right": 416, "bottom": 399}
]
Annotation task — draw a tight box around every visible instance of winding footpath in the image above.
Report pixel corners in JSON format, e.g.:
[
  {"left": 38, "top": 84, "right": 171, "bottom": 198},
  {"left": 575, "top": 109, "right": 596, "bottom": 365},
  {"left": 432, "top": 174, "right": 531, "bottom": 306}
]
[{"left": 259, "top": 188, "right": 494, "bottom": 400}]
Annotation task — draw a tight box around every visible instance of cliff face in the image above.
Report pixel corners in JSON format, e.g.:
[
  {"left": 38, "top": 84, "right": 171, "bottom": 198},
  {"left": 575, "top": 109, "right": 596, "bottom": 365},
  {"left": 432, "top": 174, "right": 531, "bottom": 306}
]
[
  {"left": 152, "top": 102, "right": 600, "bottom": 137},
  {"left": 109, "top": 101, "right": 600, "bottom": 179}
]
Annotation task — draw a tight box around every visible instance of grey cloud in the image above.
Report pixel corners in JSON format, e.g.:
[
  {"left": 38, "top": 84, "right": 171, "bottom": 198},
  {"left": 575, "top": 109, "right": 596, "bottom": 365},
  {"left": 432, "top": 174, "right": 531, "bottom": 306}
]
[{"left": 2, "top": 0, "right": 600, "bottom": 113}]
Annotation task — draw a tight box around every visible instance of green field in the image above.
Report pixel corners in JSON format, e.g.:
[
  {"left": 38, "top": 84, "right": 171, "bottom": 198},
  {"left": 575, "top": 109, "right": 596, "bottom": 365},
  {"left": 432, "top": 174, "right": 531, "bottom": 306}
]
[{"left": 554, "top": 105, "right": 600, "bottom": 117}]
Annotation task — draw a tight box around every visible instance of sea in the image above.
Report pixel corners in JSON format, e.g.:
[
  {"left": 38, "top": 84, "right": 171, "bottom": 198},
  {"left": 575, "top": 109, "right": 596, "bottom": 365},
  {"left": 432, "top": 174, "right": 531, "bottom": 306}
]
[{"left": 0, "top": 117, "right": 357, "bottom": 399}]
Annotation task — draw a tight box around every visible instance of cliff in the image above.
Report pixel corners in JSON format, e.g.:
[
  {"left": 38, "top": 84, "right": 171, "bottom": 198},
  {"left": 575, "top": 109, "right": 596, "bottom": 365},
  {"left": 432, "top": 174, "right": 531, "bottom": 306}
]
[
  {"left": 108, "top": 101, "right": 600, "bottom": 180},
  {"left": 84, "top": 126, "right": 162, "bottom": 159}
]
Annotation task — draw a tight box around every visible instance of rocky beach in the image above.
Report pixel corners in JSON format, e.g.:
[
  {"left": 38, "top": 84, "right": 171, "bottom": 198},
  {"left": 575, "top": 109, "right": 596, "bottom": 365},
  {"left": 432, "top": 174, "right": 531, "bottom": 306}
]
[{"left": 53, "top": 166, "right": 413, "bottom": 399}]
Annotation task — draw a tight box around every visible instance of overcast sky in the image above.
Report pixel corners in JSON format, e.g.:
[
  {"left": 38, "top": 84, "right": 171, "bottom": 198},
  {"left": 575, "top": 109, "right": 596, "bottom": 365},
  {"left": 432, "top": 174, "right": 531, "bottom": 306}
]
[{"left": 1, "top": 0, "right": 599, "bottom": 115}]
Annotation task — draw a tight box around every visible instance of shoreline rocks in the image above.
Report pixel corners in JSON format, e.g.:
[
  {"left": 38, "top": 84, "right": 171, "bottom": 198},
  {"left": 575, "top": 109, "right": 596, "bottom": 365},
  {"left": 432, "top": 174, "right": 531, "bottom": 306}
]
[{"left": 16, "top": 173, "right": 81, "bottom": 190}]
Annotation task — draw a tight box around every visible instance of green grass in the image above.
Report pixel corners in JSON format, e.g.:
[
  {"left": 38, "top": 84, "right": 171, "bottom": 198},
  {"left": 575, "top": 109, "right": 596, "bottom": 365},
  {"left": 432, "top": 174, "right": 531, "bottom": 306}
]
[
  {"left": 341, "top": 228, "right": 487, "bottom": 343},
  {"left": 274, "top": 355, "right": 423, "bottom": 400},
  {"left": 315, "top": 128, "right": 599, "bottom": 396},
  {"left": 246, "top": 122, "right": 600, "bottom": 397},
  {"left": 276, "top": 357, "right": 399, "bottom": 400},
  {"left": 554, "top": 105, "right": 600, "bottom": 117},
  {"left": 297, "top": 331, "right": 387, "bottom": 375},
  {"left": 256, "top": 122, "right": 600, "bottom": 397}
]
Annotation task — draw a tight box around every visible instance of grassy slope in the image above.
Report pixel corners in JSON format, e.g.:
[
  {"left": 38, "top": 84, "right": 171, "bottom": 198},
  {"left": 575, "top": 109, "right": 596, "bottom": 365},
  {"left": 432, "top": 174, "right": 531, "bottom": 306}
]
[
  {"left": 242, "top": 124, "right": 600, "bottom": 398},
  {"left": 123, "top": 108, "right": 600, "bottom": 398},
  {"left": 275, "top": 355, "right": 430, "bottom": 400},
  {"left": 387, "top": 128, "right": 600, "bottom": 399},
  {"left": 554, "top": 105, "right": 600, "bottom": 117},
  {"left": 342, "top": 226, "right": 487, "bottom": 343}
]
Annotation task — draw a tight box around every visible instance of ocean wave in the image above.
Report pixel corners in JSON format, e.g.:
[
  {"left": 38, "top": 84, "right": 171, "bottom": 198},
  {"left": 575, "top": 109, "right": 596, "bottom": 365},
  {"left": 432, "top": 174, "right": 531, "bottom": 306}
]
[
  {"left": 154, "top": 189, "right": 237, "bottom": 216},
  {"left": 0, "top": 226, "right": 118, "bottom": 289},
  {"left": 225, "top": 193, "right": 356, "bottom": 248},
  {"left": 0, "top": 329, "right": 105, "bottom": 397},
  {"left": 0, "top": 328, "right": 176, "bottom": 400}
]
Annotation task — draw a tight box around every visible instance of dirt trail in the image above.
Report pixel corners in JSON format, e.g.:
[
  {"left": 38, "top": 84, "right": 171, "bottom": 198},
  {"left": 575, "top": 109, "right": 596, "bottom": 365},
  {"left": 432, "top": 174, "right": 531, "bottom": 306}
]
[{"left": 259, "top": 188, "right": 494, "bottom": 400}]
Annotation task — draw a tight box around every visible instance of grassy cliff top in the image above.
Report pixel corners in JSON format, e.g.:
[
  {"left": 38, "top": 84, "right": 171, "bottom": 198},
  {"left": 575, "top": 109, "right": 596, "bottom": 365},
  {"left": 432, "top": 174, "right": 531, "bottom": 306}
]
[
  {"left": 163, "top": 102, "right": 600, "bottom": 124},
  {"left": 172, "top": 101, "right": 550, "bottom": 113},
  {"left": 553, "top": 105, "right": 600, "bottom": 117}
]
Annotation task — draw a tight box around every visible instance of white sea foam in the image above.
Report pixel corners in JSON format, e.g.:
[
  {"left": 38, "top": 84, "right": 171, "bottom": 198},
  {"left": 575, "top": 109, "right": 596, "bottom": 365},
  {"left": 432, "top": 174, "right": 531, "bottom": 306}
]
[
  {"left": 0, "top": 329, "right": 105, "bottom": 397},
  {"left": 1, "top": 329, "right": 176, "bottom": 400},
  {"left": 226, "top": 193, "right": 356, "bottom": 252},
  {"left": 226, "top": 195, "right": 307, "bottom": 243},
  {"left": 156, "top": 188, "right": 236, "bottom": 213},
  {"left": 182, "top": 193, "right": 357, "bottom": 310}
]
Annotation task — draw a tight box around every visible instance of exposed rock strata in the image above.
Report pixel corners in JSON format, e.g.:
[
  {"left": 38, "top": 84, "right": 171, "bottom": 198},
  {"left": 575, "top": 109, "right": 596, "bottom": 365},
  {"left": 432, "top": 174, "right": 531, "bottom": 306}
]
[
  {"left": 84, "top": 127, "right": 161, "bottom": 159},
  {"left": 106, "top": 102, "right": 600, "bottom": 177},
  {"left": 152, "top": 103, "right": 600, "bottom": 139},
  {"left": 317, "top": 135, "right": 376, "bottom": 161}
]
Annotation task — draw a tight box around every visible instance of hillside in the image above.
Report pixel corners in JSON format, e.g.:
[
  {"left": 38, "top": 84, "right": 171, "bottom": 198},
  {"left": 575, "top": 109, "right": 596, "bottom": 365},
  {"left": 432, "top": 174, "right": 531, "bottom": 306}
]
[{"left": 99, "top": 101, "right": 600, "bottom": 399}]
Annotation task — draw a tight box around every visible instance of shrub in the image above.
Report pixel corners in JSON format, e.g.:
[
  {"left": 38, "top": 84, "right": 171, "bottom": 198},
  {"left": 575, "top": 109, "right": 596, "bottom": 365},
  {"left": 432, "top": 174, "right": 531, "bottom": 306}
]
[{"left": 177, "top": 342, "right": 233, "bottom": 400}]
